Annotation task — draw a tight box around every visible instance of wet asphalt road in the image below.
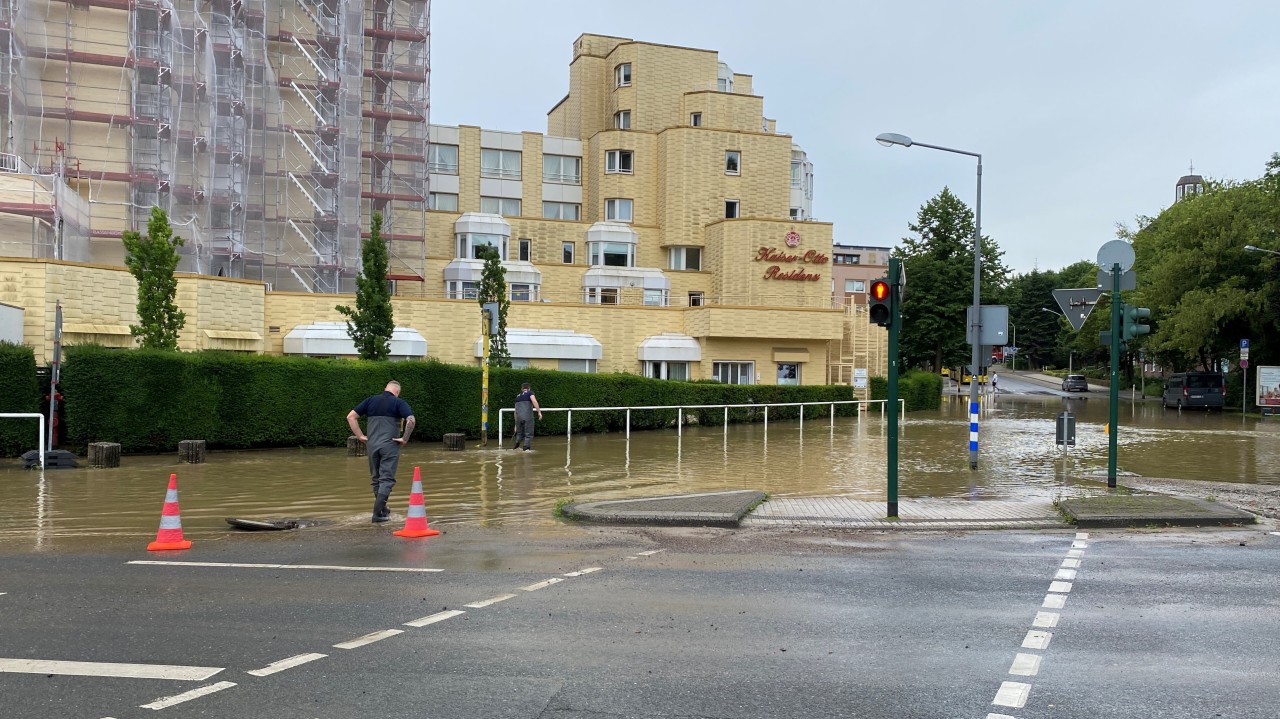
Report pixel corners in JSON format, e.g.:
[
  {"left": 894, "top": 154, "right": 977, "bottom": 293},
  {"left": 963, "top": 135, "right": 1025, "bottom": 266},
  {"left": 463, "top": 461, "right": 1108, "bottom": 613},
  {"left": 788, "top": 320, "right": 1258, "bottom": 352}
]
[{"left": 1, "top": 524, "right": 1278, "bottom": 719}]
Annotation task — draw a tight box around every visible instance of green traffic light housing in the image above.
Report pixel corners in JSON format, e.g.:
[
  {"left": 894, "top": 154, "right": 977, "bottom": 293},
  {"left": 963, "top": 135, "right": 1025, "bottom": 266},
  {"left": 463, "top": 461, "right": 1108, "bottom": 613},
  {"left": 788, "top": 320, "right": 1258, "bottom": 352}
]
[{"left": 1122, "top": 304, "right": 1151, "bottom": 340}]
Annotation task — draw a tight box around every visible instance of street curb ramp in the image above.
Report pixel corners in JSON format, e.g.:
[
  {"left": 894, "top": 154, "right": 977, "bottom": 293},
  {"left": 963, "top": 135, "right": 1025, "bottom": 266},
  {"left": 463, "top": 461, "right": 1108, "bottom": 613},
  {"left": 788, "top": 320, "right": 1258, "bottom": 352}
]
[
  {"left": 560, "top": 490, "right": 767, "bottom": 528},
  {"left": 1058, "top": 494, "right": 1257, "bottom": 529}
]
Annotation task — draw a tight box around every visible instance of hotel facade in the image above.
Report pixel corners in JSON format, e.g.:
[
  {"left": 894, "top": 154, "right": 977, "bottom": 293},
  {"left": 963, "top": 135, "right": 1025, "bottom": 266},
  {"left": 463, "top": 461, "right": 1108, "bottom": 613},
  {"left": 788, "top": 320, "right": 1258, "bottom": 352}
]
[{"left": 1, "top": 29, "right": 884, "bottom": 386}]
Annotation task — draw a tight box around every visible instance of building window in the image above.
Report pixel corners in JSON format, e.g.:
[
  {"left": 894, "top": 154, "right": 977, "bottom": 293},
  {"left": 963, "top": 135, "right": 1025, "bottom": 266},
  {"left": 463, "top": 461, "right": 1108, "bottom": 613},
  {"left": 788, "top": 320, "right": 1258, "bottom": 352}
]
[
  {"left": 543, "top": 154, "right": 581, "bottom": 185},
  {"left": 456, "top": 232, "right": 507, "bottom": 260},
  {"left": 480, "top": 149, "right": 521, "bottom": 180},
  {"left": 518, "top": 238, "right": 531, "bottom": 262},
  {"left": 713, "top": 361, "right": 754, "bottom": 385},
  {"left": 562, "top": 241, "right": 575, "bottom": 264},
  {"left": 589, "top": 241, "right": 635, "bottom": 267},
  {"left": 725, "top": 200, "right": 739, "bottom": 219},
  {"left": 585, "top": 288, "right": 619, "bottom": 305},
  {"left": 717, "top": 77, "right": 732, "bottom": 92},
  {"left": 614, "top": 111, "right": 631, "bottom": 130},
  {"left": 510, "top": 358, "right": 530, "bottom": 369},
  {"left": 447, "top": 281, "right": 478, "bottom": 300},
  {"left": 790, "top": 208, "right": 801, "bottom": 220},
  {"left": 605, "top": 150, "right": 633, "bottom": 174},
  {"left": 560, "top": 358, "right": 597, "bottom": 373},
  {"left": 428, "top": 192, "right": 458, "bottom": 211},
  {"left": 833, "top": 253, "right": 860, "bottom": 265},
  {"left": 480, "top": 196, "right": 521, "bottom": 217},
  {"left": 777, "top": 363, "right": 800, "bottom": 386},
  {"left": 605, "top": 198, "right": 633, "bottom": 222},
  {"left": 688, "top": 291, "right": 705, "bottom": 307},
  {"left": 643, "top": 289, "right": 668, "bottom": 306},
  {"left": 614, "top": 63, "right": 631, "bottom": 87},
  {"left": 543, "top": 201, "right": 581, "bottom": 221},
  {"left": 646, "top": 361, "right": 689, "bottom": 381},
  {"left": 690, "top": 112, "right": 701, "bottom": 127},
  {"left": 844, "top": 279, "right": 866, "bottom": 293},
  {"left": 668, "top": 246, "right": 701, "bottom": 271},
  {"left": 510, "top": 283, "right": 535, "bottom": 302},
  {"left": 791, "top": 161, "right": 802, "bottom": 188},
  {"left": 725, "top": 151, "right": 740, "bottom": 175},
  {"left": 428, "top": 144, "right": 458, "bottom": 174}
]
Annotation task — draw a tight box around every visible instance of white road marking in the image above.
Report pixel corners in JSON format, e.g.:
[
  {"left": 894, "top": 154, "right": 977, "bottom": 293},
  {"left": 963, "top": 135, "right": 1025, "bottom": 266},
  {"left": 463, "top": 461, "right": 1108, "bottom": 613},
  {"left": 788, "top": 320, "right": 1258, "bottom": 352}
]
[
  {"left": 563, "top": 567, "right": 602, "bottom": 577},
  {"left": 1022, "top": 630, "right": 1052, "bottom": 650},
  {"left": 992, "top": 681, "right": 1032, "bottom": 708},
  {"left": 139, "top": 681, "right": 237, "bottom": 710},
  {"left": 1055, "top": 568, "right": 1077, "bottom": 580},
  {"left": 1033, "top": 612, "right": 1060, "bottom": 628},
  {"left": 624, "top": 556, "right": 637, "bottom": 560},
  {"left": 245, "top": 653, "right": 326, "bottom": 677},
  {"left": 332, "top": 629, "right": 404, "bottom": 649},
  {"left": 128, "top": 561, "right": 442, "bottom": 573},
  {"left": 636, "top": 549, "right": 665, "bottom": 556},
  {"left": 1270, "top": 532, "right": 1280, "bottom": 536},
  {"left": 987, "top": 714, "right": 1020, "bottom": 719},
  {"left": 1075, "top": 532, "right": 1089, "bottom": 540},
  {"left": 1048, "top": 581, "right": 1073, "bottom": 593},
  {"left": 464, "top": 593, "right": 516, "bottom": 608},
  {"left": 1061, "top": 558, "right": 1081, "bottom": 568},
  {"left": 1043, "top": 594, "right": 1067, "bottom": 609},
  {"left": 521, "top": 578, "right": 564, "bottom": 591},
  {"left": 1071, "top": 541, "right": 1088, "bottom": 549},
  {"left": 1067, "top": 549, "right": 1084, "bottom": 558},
  {"left": 0, "top": 592, "right": 6, "bottom": 596},
  {"left": 0, "top": 659, "right": 223, "bottom": 681},
  {"left": 1009, "top": 653, "right": 1042, "bottom": 677},
  {"left": 404, "top": 609, "right": 465, "bottom": 628}
]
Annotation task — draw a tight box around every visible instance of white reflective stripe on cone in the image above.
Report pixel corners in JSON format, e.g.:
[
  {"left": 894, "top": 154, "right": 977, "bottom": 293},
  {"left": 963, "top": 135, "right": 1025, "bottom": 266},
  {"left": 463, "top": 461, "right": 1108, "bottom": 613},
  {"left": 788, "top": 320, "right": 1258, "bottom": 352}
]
[
  {"left": 406, "top": 504, "right": 426, "bottom": 518},
  {"left": 158, "top": 516, "right": 183, "bottom": 529}
]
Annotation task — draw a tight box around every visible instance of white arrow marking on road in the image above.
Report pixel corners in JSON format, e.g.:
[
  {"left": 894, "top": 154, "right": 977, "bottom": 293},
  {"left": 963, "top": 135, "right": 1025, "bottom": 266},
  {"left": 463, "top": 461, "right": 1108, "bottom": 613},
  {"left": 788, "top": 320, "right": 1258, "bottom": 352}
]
[
  {"left": 0, "top": 659, "right": 223, "bottom": 681},
  {"left": 404, "top": 609, "right": 465, "bottom": 628},
  {"left": 521, "top": 578, "right": 564, "bottom": 591},
  {"left": 464, "top": 593, "right": 516, "bottom": 608},
  {"left": 139, "top": 681, "right": 237, "bottom": 710},
  {"left": 333, "top": 629, "right": 403, "bottom": 649},
  {"left": 128, "top": 561, "right": 442, "bottom": 573},
  {"left": 246, "top": 653, "right": 327, "bottom": 677}
]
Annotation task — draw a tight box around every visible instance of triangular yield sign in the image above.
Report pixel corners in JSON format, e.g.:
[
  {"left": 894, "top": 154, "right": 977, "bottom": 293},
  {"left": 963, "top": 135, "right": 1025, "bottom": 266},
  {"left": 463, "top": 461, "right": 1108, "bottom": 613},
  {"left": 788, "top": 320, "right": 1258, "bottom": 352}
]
[{"left": 1051, "top": 287, "right": 1103, "bottom": 331}]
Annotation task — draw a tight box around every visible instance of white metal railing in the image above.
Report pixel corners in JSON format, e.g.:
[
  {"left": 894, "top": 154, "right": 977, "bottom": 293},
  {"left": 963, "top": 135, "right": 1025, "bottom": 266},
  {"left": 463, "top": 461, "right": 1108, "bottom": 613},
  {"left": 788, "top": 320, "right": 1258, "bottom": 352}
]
[
  {"left": 497, "top": 399, "right": 905, "bottom": 444},
  {"left": 1, "top": 413, "right": 46, "bottom": 470}
]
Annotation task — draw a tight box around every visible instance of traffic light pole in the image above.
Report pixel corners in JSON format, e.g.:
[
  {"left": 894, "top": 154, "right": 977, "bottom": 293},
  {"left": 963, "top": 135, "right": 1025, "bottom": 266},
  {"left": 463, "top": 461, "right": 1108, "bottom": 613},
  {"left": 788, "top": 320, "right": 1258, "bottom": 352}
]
[
  {"left": 1107, "top": 262, "right": 1121, "bottom": 487},
  {"left": 886, "top": 258, "right": 901, "bottom": 519}
]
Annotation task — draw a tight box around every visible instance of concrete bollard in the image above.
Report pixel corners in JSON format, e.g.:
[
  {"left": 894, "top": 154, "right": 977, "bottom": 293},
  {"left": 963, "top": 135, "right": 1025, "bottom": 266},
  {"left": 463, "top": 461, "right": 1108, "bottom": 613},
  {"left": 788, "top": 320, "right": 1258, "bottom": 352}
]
[
  {"left": 178, "top": 439, "right": 206, "bottom": 464},
  {"left": 347, "top": 435, "right": 367, "bottom": 456},
  {"left": 443, "top": 432, "right": 466, "bottom": 451},
  {"left": 88, "top": 442, "right": 121, "bottom": 468}
]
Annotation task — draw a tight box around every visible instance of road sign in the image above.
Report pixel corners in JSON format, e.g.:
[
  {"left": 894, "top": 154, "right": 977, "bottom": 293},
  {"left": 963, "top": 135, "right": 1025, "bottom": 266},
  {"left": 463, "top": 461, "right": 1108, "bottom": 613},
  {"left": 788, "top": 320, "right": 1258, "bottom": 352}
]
[
  {"left": 1241, "top": 339, "right": 1250, "bottom": 349},
  {"left": 1241, "top": 359, "right": 1249, "bottom": 368},
  {"left": 1097, "top": 240, "right": 1136, "bottom": 272},
  {"left": 1007, "top": 346, "right": 1018, "bottom": 355},
  {"left": 1051, "top": 287, "right": 1103, "bottom": 331},
  {"left": 1095, "top": 269, "right": 1136, "bottom": 291},
  {"left": 965, "top": 305, "right": 1009, "bottom": 346}
]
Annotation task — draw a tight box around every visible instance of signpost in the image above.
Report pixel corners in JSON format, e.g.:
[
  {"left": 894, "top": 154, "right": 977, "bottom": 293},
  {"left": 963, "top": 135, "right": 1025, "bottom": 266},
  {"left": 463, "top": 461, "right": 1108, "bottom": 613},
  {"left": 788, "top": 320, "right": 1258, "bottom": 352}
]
[
  {"left": 1241, "top": 339, "right": 1250, "bottom": 416},
  {"left": 1096, "top": 240, "right": 1136, "bottom": 488}
]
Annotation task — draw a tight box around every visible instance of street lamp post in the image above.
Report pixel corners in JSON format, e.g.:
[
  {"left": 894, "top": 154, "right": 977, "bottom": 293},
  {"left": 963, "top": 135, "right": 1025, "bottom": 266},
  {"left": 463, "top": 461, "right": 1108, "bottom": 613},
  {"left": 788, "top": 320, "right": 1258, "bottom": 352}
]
[
  {"left": 1245, "top": 245, "right": 1280, "bottom": 257},
  {"left": 877, "top": 132, "right": 983, "bottom": 470}
]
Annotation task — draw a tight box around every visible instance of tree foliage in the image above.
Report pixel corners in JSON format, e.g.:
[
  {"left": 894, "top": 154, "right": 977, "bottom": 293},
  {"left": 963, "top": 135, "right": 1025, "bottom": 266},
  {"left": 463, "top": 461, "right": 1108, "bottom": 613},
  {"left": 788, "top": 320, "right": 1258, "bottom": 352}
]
[
  {"left": 122, "top": 206, "right": 186, "bottom": 351},
  {"left": 476, "top": 244, "right": 511, "bottom": 367},
  {"left": 895, "top": 187, "right": 1009, "bottom": 371},
  {"left": 336, "top": 212, "right": 395, "bottom": 361}
]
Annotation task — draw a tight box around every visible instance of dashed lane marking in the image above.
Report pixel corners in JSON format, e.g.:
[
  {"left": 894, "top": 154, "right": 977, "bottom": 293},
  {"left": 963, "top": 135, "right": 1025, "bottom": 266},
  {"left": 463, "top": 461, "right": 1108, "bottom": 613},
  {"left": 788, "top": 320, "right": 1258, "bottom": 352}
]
[
  {"left": 987, "top": 714, "right": 1019, "bottom": 719},
  {"left": 332, "top": 629, "right": 403, "bottom": 650},
  {"left": 1067, "top": 549, "right": 1084, "bottom": 558},
  {"left": 246, "top": 653, "right": 326, "bottom": 677},
  {"left": 1042, "top": 594, "right": 1067, "bottom": 609},
  {"left": 1054, "top": 568, "right": 1077, "bottom": 580},
  {"left": 464, "top": 593, "right": 517, "bottom": 609},
  {"left": 1032, "top": 611, "right": 1060, "bottom": 628},
  {"left": 636, "top": 550, "right": 665, "bottom": 556},
  {"left": 1071, "top": 541, "right": 1088, "bottom": 549},
  {"left": 563, "top": 567, "right": 602, "bottom": 577},
  {"left": 992, "top": 681, "right": 1032, "bottom": 708},
  {"left": 521, "top": 578, "right": 565, "bottom": 592},
  {"left": 404, "top": 610, "right": 465, "bottom": 628},
  {"left": 128, "top": 561, "right": 442, "bottom": 573},
  {"left": 1061, "top": 558, "right": 1081, "bottom": 569},
  {"left": 1048, "top": 581, "right": 1073, "bottom": 593},
  {"left": 1021, "top": 630, "right": 1052, "bottom": 650},
  {"left": 1008, "top": 653, "right": 1042, "bottom": 677},
  {"left": 139, "top": 681, "right": 237, "bottom": 710},
  {"left": 0, "top": 659, "right": 223, "bottom": 681}
]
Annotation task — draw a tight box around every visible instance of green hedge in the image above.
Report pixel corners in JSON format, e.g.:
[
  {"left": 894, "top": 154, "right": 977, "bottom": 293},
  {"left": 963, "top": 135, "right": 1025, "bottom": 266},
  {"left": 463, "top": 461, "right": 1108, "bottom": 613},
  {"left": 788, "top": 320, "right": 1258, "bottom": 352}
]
[
  {"left": 61, "top": 346, "right": 891, "bottom": 453},
  {"left": 868, "top": 370, "right": 943, "bottom": 412},
  {"left": 0, "top": 342, "right": 40, "bottom": 456}
]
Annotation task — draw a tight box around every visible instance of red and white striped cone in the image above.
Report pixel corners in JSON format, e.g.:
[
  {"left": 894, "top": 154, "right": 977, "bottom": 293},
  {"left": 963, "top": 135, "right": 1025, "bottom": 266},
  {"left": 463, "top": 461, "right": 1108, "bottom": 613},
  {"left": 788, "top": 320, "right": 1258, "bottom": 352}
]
[
  {"left": 147, "top": 473, "right": 192, "bottom": 551},
  {"left": 392, "top": 466, "right": 439, "bottom": 538}
]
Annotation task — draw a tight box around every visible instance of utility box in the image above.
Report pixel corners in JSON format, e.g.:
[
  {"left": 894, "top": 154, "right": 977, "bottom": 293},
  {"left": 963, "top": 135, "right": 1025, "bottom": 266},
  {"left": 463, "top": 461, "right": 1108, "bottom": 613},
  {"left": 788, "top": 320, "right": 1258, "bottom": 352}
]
[{"left": 1056, "top": 411, "right": 1076, "bottom": 447}]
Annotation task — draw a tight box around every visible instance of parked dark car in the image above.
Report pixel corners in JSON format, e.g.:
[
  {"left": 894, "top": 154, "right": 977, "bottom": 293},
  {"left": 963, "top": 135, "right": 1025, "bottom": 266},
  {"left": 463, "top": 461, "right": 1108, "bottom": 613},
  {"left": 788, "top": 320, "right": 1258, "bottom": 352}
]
[{"left": 1061, "top": 374, "right": 1089, "bottom": 392}]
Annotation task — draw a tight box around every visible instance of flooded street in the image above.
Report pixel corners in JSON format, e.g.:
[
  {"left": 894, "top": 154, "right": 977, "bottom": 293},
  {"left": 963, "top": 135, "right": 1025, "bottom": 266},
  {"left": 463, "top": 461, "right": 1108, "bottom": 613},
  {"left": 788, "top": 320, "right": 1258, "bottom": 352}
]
[{"left": 2, "top": 395, "right": 1279, "bottom": 547}]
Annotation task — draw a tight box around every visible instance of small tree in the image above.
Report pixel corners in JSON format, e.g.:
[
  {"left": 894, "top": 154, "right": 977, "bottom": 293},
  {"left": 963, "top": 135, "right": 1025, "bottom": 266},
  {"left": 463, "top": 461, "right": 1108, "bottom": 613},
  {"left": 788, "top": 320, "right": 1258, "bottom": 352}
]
[
  {"left": 122, "top": 206, "right": 186, "bottom": 351},
  {"left": 476, "top": 245, "right": 511, "bottom": 367},
  {"left": 336, "top": 212, "right": 395, "bottom": 361}
]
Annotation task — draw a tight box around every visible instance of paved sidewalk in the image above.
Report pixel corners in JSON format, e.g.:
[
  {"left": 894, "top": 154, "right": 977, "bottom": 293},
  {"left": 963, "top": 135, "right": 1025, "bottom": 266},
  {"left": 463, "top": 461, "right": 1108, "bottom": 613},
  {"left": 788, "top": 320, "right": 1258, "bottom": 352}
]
[{"left": 743, "top": 496, "right": 1063, "bottom": 529}]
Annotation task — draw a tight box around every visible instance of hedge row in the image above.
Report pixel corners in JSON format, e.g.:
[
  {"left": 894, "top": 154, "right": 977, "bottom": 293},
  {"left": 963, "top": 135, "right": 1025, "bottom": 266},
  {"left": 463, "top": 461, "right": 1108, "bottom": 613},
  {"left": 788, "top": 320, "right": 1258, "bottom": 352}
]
[
  {"left": 0, "top": 342, "right": 40, "bottom": 456},
  {"left": 868, "top": 370, "right": 944, "bottom": 412},
  {"left": 62, "top": 346, "right": 927, "bottom": 453}
]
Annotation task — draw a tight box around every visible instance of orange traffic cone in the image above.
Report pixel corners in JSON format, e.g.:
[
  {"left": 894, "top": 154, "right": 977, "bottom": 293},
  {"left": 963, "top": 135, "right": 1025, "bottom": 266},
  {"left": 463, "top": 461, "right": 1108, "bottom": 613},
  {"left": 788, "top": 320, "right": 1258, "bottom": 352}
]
[
  {"left": 392, "top": 467, "right": 439, "bottom": 538},
  {"left": 147, "top": 473, "right": 192, "bottom": 551}
]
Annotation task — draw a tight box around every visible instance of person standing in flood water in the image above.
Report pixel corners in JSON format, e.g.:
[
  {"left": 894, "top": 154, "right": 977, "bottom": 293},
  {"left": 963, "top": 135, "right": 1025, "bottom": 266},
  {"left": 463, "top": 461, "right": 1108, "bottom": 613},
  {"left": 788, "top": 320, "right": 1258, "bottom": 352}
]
[
  {"left": 512, "top": 382, "right": 543, "bottom": 451},
  {"left": 347, "top": 380, "right": 415, "bottom": 523}
]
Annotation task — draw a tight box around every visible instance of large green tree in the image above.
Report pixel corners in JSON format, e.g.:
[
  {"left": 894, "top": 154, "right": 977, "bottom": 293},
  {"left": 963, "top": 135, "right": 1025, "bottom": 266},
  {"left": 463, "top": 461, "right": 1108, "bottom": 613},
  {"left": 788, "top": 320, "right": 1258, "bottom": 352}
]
[
  {"left": 476, "top": 245, "right": 511, "bottom": 367},
  {"left": 896, "top": 187, "right": 1009, "bottom": 371},
  {"left": 122, "top": 206, "right": 186, "bottom": 351},
  {"left": 336, "top": 212, "right": 394, "bottom": 361}
]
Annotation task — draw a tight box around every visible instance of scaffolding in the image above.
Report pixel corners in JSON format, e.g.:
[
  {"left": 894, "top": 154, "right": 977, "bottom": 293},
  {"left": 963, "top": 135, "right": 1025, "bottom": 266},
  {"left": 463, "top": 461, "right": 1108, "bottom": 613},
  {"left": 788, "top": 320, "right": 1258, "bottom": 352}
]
[{"left": 0, "top": 0, "right": 427, "bottom": 292}]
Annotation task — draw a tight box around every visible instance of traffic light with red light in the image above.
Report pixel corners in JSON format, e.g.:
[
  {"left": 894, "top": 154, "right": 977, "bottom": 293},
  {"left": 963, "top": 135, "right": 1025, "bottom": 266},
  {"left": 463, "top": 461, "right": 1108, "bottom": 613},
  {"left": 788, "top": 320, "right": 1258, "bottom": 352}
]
[{"left": 869, "top": 278, "right": 892, "bottom": 327}]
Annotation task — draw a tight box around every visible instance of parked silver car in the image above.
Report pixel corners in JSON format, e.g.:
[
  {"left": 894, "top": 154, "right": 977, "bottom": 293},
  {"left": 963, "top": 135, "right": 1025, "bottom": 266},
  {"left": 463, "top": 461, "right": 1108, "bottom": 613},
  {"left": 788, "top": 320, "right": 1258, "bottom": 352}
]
[{"left": 1061, "top": 374, "right": 1089, "bottom": 392}]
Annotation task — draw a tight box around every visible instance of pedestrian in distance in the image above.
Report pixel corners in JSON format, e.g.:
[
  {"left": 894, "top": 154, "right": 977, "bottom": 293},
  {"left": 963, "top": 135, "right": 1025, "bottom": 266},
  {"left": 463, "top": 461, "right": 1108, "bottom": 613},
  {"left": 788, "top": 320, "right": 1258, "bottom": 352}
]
[
  {"left": 346, "top": 380, "right": 415, "bottom": 523},
  {"left": 512, "top": 382, "right": 543, "bottom": 451},
  {"left": 992, "top": 372, "right": 1000, "bottom": 393}
]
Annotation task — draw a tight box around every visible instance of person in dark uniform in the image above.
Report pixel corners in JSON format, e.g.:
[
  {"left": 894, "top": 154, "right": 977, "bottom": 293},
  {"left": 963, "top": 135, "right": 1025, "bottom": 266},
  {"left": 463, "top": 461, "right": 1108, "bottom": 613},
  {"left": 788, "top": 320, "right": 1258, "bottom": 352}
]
[
  {"left": 346, "top": 380, "right": 415, "bottom": 523},
  {"left": 512, "top": 382, "right": 543, "bottom": 451}
]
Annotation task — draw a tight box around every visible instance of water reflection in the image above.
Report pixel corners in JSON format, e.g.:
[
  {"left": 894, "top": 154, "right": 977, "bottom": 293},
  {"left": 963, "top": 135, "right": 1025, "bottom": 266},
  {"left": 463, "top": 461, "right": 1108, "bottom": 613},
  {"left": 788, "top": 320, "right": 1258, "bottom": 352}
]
[{"left": 2, "top": 395, "right": 1278, "bottom": 546}]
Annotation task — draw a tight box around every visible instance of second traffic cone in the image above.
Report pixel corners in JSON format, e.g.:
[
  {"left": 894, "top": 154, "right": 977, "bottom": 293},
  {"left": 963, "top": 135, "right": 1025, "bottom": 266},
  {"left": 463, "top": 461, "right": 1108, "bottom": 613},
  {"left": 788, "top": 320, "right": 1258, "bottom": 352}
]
[
  {"left": 392, "top": 466, "right": 439, "bottom": 538},
  {"left": 147, "top": 473, "right": 192, "bottom": 551}
]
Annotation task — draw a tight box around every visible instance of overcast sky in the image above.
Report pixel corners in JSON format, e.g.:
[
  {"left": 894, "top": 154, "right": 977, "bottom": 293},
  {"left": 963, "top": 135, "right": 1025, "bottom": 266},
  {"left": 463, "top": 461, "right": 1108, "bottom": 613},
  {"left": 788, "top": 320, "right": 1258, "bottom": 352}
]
[{"left": 430, "top": 1, "right": 1279, "bottom": 275}]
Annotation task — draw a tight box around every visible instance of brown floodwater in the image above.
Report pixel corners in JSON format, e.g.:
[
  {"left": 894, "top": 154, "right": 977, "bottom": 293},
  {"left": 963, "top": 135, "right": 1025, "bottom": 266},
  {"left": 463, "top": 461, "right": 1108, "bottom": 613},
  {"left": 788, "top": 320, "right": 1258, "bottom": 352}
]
[{"left": 2, "top": 395, "right": 1278, "bottom": 548}]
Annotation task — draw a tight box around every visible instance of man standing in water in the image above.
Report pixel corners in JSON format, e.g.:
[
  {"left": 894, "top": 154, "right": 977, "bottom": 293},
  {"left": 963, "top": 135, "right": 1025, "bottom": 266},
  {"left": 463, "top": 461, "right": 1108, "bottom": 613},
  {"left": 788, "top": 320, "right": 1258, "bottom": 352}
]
[
  {"left": 512, "top": 382, "right": 543, "bottom": 451},
  {"left": 347, "top": 380, "right": 415, "bottom": 523}
]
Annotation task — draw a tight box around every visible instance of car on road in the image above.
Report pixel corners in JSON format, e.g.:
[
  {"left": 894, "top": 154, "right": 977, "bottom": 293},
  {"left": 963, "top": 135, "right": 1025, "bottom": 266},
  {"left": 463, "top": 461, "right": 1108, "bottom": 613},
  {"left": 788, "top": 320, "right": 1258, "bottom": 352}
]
[
  {"left": 1163, "top": 372, "right": 1225, "bottom": 410},
  {"left": 1061, "top": 374, "right": 1089, "bottom": 392}
]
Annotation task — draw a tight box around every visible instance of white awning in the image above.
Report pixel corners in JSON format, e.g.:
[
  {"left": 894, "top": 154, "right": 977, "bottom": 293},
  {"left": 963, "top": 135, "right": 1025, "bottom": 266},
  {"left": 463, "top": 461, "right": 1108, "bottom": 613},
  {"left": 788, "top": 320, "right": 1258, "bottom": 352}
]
[
  {"left": 283, "top": 322, "right": 427, "bottom": 359},
  {"left": 637, "top": 333, "right": 701, "bottom": 362},
  {"left": 474, "top": 328, "right": 601, "bottom": 360}
]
